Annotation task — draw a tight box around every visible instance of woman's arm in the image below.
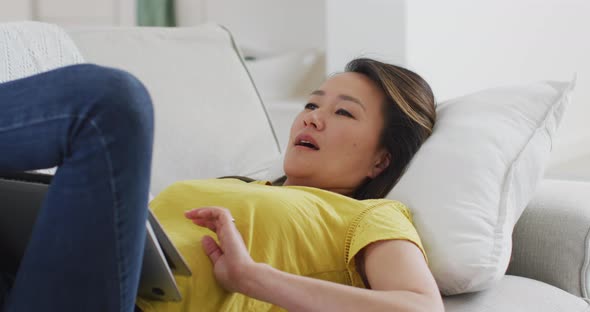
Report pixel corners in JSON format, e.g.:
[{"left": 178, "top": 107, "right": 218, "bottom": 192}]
[{"left": 185, "top": 207, "right": 444, "bottom": 312}]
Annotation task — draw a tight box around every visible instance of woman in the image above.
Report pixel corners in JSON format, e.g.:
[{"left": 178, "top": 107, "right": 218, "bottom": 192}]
[{"left": 136, "top": 58, "right": 443, "bottom": 311}]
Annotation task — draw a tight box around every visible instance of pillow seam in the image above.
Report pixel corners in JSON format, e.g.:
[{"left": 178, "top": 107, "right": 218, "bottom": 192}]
[{"left": 491, "top": 83, "right": 570, "bottom": 283}]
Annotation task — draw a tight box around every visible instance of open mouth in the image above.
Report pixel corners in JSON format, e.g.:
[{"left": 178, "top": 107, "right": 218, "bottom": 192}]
[{"left": 295, "top": 139, "right": 319, "bottom": 150}]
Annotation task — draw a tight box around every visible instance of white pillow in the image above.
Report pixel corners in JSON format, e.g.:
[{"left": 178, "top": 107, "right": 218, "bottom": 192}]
[
  {"left": 265, "top": 79, "right": 575, "bottom": 295},
  {"left": 388, "top": 80, "right": 575, "bottom": 295},
  {"left": 68, "top": 25, "right": 281, "bottom": 195}
]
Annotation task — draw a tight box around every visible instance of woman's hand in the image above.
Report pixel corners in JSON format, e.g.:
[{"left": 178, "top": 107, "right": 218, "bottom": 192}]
[
  {"left": 185, "top": 207, "right": 443, "bottom": 312},
  {"left": 184, "top": 207, "right": 256, "bottom": 293}
]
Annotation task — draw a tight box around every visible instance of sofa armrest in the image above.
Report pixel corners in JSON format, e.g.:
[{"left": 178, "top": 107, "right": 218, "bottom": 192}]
[{"left": 507, "top": 178, "right": 590, "bottom": 299}]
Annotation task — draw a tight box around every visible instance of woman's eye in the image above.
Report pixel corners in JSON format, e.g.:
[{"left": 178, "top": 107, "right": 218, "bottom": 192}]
[
  {"left": 336, "top": 109, "right": 354, "bottom": 118},
  {"left": 304, "top": 103, "right": 318, "bottom": 110}
]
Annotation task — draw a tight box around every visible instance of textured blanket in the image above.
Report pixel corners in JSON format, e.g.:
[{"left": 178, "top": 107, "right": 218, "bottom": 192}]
[{"left": 0, "top": 21, "right": 83, "bottom": 83}]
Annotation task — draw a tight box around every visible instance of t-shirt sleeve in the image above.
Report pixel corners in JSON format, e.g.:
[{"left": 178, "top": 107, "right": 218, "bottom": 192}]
[{"left": 345, "top": 201, "right": 426, "bottom": 288}]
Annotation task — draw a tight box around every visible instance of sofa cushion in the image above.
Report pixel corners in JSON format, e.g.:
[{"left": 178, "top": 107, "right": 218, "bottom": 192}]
[
  {"left": 67, "top": 25, "right": 281, "bottom": 195},
  {"left": 508, "top": 179, "right": 590, "bottom": 299},
  {"left": 444, "top": 275, "right": 590, "bottom": 312}
]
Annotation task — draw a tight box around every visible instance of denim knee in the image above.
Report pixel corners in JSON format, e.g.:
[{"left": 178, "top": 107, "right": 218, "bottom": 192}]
[
  {"left": 70, "top": 64, "right": 154, "bottom": 136},
  {"left": 57, "top": 64, "right": 154, "bottom": 144}
]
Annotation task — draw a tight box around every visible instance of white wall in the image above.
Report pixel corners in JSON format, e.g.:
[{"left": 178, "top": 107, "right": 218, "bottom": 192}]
[
  {"left": 0, "top": 0, "right": 135, "bottom": 26},
  {"left": 404, "top": 0, "right": 590, "bottom": 167},
  {"left": 176, "top": 0, "right": 206, "bottom": 28},
  {"left": 326, "top": 0, "right": 590, "bottom": 169},
  {"left": 181, "top": 0, "right": 589, "bottom": 172},
  {"left": 325, "top": 0, "right": 406, "bottom": 75},
  {"left": 177, "top": 0, "right": 325, "bottom": 55},
  {"left": 2, "top": 0, "right": 587, "bottom": 171},
  {"left": 0, "top": 0, "right": 33, "bottom": 21}
]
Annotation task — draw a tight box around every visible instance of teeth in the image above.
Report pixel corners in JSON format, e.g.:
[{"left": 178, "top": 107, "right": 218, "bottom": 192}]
[
  {"left": 296, "top": 139, "right": 318, "bottom": 149},
  {"left": 298, "top": 140, "right": 314, "bottom": 146}
]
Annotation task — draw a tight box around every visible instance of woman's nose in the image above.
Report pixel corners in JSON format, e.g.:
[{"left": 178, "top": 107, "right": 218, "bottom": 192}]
[{"left": 303, "top": 110, "right": 325, "bottom": 130}]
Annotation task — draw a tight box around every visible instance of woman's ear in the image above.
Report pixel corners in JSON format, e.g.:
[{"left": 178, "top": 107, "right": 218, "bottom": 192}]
[{"left": 368, "top": 151, "right": 391, "bottom": 179}]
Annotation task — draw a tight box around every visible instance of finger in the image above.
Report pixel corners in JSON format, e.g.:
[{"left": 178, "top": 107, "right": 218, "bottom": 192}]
[
  {"left": 201, "top": 235, "right": 223, "bottom": 264},
  {"left": 191, "top": 218, "right": 217, "bottom": 232},
  {"left": 186, "top": 208, "right": 221, "bottom": 231},
  {"left": 213, "top": 214, "right": 246, "bottom": 257},
  {"left": 186, "top": 207, "right": 233, "bottom": 226},
  {"left": 190, "top": 213, "right": 217, "bottom": 232},
  {"left": 185, "top": 207, "right": 225, "bottom": 221},
  {"left": 187, "top": 208, "right": 245, "bottom": 256},
  {"left": 185, "top": 207, "right": 212, "bottom": 219}
]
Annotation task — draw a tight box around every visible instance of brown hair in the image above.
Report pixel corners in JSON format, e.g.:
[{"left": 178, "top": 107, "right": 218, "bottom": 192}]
[
  {"left": 224, "top": 58, "right": 435, "bottom": 200},
  {"left": 345, "top": 58, "right": 436, "bottom": 199}
]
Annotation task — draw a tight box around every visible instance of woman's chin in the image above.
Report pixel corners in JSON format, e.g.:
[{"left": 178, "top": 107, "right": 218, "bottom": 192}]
[{"left": 283, "top": 162, "right": 314, "bottom": 180}]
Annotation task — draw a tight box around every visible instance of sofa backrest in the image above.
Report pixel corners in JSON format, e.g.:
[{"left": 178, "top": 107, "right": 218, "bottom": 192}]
[{"left": 67, "top": 25, "right": 281, "bottom": 195}]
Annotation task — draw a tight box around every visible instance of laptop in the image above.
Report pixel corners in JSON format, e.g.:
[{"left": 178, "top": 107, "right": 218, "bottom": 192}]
[{"left": 0, "top": 170, "right": 191, "bottom": 301}]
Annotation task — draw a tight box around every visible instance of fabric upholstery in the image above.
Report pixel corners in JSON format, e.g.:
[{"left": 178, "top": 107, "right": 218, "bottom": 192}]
[
  {"left": 67, "top": 25, "right": 281, "bottom": 195},
  {"left": 444, "top": 275, "right": 590, "bottom": 312},
  {"left": 508, "top": 178, "right": 590, "bottom": 299}
]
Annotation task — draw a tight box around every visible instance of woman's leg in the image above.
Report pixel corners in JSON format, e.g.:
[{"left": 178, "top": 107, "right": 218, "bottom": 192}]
[{"left": 0, "top": 64, "right": 154, "bottom": 312}]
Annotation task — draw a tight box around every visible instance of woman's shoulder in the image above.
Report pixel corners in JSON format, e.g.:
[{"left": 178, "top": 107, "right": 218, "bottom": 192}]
[
  {"left": 345, "top": 199, "right": 425, "bottom": 280},
  {"left": 348, "top": 199, "right": 415, "bottom": 235},
  {"left": 360, "top": 198, "right": 412, "bottom": 218}
]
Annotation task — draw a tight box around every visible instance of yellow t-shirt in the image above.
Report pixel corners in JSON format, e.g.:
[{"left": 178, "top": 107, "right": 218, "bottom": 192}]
[{"left": 136, "top": 178, "right": 425, "bottom": 312}]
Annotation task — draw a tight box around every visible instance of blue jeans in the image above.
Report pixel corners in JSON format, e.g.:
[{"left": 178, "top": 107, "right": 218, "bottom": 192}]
[{"left": 0, "top": 64, "right": 154, "bottom": 312}]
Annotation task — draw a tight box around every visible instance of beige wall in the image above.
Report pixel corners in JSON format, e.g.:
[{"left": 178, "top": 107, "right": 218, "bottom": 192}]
[
  {"left": 0, "top": 0, "right": 135, "bottom": 26},
  {"left": 0, "top": 0, "right": 33, "bottom": 21},
  {"left": 177, "top": 0, "right": 325, "bottom": 55}
]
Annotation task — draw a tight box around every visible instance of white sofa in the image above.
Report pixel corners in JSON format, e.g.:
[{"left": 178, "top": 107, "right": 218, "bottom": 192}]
[{"left": 2, "top": 22, "right": 590, "bottom": 311}]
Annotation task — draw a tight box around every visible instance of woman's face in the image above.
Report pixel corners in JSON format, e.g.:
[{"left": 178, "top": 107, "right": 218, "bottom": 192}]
[{"left": 283, "top": 72, "right": 391, "bottom": 196}]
